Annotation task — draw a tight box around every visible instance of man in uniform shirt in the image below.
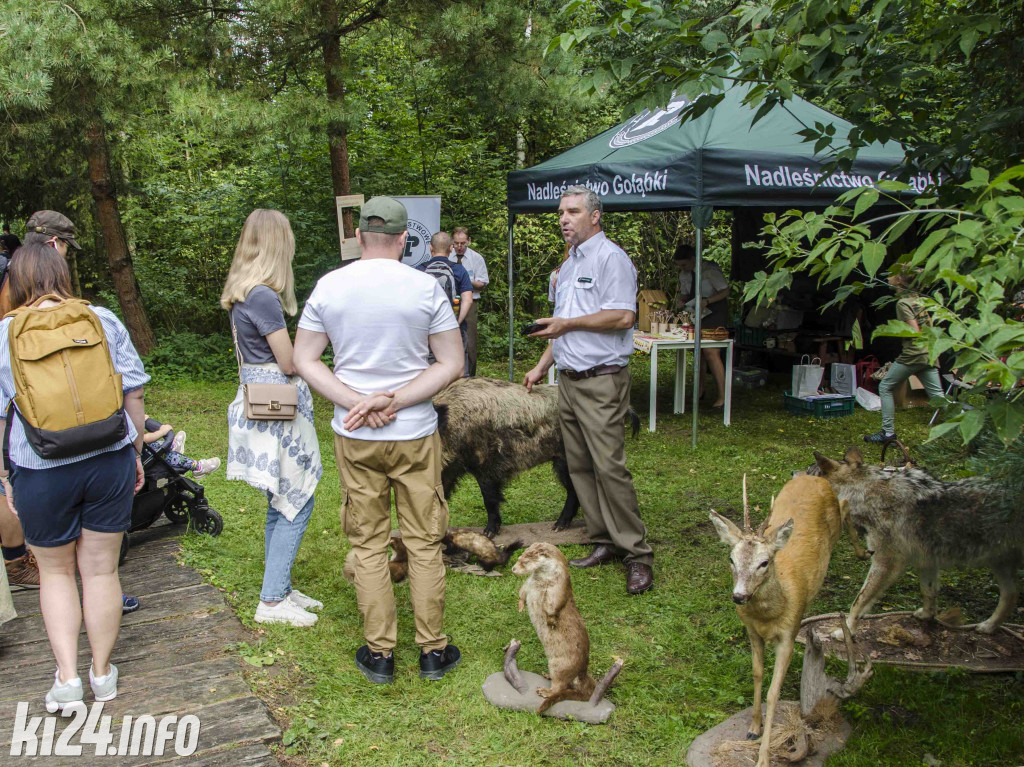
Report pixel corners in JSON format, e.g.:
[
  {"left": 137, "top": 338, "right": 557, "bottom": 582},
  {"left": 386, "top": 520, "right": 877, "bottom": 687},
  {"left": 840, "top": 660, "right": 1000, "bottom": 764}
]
[
  {"left": 522, "top": 185, "right": 653, "bottom": 595},
  {"left": 449, "top": 227, "right": 488, "bottom": 376}
]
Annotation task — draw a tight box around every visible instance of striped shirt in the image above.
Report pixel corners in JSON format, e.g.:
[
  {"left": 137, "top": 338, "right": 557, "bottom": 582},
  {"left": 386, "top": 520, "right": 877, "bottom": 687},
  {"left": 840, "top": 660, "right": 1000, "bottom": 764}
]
[{"left": 0, "top": 305, "right": 150, "bottom": 469}]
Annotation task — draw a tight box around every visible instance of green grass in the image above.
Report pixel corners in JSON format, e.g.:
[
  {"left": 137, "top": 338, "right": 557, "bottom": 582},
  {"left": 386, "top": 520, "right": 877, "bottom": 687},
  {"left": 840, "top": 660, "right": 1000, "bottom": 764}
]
[{"left": 145, "top": 353, "right": 1024, "bottom": 767}]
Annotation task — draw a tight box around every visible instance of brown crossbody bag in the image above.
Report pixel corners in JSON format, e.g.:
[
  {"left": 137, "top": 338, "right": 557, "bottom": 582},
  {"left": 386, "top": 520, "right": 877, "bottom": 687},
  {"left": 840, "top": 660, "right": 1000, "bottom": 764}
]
[{"left": 231, "top": 313, "right": 298, "bottom": 421}]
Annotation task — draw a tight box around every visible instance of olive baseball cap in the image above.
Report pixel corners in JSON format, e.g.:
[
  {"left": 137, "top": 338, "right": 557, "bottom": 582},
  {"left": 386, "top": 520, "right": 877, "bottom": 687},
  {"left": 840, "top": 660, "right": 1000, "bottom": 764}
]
[
  {"left": 358, "top": 196, "right": 408, "bottom": 234},
  {"left": 26, "top": 210, "right": 81, "bottom": 250}
]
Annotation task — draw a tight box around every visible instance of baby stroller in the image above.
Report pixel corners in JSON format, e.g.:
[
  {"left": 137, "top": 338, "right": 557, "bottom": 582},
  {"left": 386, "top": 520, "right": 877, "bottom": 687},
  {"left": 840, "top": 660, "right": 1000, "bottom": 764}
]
[{"left": 120, "top": 428, "right": 223, "bottom": 563}]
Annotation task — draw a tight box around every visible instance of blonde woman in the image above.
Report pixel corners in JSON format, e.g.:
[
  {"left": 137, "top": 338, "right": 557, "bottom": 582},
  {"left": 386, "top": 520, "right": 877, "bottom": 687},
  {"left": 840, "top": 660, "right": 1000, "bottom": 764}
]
[{"left": 221, "top": 210, "right": 323, "bottom": 627}]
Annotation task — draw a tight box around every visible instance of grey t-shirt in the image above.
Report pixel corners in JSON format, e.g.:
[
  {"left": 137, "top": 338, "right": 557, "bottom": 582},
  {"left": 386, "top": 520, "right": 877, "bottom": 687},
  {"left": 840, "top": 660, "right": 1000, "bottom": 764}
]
[{"left": 231, "top": 285, "right": 287, "bottom": 364}]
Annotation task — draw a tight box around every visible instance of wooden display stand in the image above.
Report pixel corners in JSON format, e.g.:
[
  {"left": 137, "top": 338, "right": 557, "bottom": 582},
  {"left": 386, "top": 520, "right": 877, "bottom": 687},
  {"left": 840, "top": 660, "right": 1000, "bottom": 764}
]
[{"left": 335, "top": 194, "right": 365, "bottom": 261}]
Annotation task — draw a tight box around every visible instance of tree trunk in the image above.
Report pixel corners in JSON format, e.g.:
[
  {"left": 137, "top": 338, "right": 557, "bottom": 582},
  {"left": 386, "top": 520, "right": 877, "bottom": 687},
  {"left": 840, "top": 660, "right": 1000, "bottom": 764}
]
[
  {"left": 84, "top": 114, "right": 157, "bottom": 355},
  {"left": 322, "top": 34, "right": 354, "bottom": 238}
]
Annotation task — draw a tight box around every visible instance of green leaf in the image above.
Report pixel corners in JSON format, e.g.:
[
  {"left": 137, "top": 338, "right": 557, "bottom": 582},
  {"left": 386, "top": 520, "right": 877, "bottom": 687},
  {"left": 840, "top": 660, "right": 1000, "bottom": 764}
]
[
  {"left": 987, "top": 399, "right": 1024, "bottom": 444},
  {"left": 861, "top": 241, "right": 886, "bottom": 277},
  {"left": 958, "top": 407, "right": 986, "bottom": 444},
  {"left": 927, "top": 421, "right": 960, "bottom": 442},
  {"left": 850, "top": 317, "right": 863, "bottom": 349},
  {"left": 960, "top": 28, "right": 980, "bottom": 58},
  {"left": 951, "top": 220, "right": 984, "bottom": 239},
  {"left": 854, "top": 188, "right": 879, "bottom": 219},
  {"left": 702, "top": 30, "right": 727, "bottom": 52}
]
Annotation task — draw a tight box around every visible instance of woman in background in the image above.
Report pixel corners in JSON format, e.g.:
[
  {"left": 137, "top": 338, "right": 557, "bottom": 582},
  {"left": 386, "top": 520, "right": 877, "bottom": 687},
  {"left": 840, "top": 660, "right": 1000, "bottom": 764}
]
[{"left": 673, "top": 243, "right": 729, "bottom": 408}]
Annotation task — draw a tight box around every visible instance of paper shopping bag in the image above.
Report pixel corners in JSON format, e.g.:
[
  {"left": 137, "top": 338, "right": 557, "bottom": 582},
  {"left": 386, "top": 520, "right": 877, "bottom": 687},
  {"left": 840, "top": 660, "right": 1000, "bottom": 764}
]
[
  {"left": 831, "top": 363, "right": 857, "bottom": 397},
  {"left": 792, "top": 355, "right": 824, "bottom": 398}
]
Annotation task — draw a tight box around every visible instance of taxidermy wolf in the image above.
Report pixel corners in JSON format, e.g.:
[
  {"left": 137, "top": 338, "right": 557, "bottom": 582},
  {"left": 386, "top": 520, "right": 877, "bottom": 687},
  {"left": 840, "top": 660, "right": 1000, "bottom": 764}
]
[
  {"left": 434, "top": 377, "right": 639, "bottom": 538},
  {"left": 812, "top": 447, "right": 1023, "bottom": 635}
]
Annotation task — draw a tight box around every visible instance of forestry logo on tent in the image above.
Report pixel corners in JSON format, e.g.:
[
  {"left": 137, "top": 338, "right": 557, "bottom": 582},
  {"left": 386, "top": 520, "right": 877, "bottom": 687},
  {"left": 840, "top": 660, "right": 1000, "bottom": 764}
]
[
  {"left": 401, "top": 219, "right": 433, "bottom": 268},
  {"left": 609, "top": 94, "right": 690, "bottom": 148}
]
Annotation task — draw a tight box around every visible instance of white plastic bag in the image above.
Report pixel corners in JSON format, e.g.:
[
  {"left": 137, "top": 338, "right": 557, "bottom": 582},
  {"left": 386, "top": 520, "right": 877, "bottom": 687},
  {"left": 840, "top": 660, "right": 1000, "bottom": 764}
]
[
  {"left": 831, "top": 363, "right": 857, "bottom": 397},
  {"left": 855, "top": 386, "right": 882, "bottom": 411},
  {"left": 792, "top": 355, "right": 824, "bottom": 398}
]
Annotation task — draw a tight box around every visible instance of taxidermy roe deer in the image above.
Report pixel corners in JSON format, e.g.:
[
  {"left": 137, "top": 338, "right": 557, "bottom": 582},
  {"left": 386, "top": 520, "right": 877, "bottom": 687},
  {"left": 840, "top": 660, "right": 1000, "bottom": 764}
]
[{"left": 709, "top": 474, "right": 842, "bottom": 767}]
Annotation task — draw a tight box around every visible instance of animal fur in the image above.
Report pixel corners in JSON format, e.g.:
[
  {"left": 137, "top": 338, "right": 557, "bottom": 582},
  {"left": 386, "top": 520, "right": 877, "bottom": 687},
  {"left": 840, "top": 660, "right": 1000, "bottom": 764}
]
[
  {"left": 443, "top": 528, "right": 523, "bottom": 571},
  {"left": 511, "top": 542, "right": 596, "bottom": 713},
  {"left": 709, "top": 475, "right": 842, "bottom": 767},
  {"left": 434, "top": 377, "right": 639, "bottom": 538},
  {"left": 343, "top": 536, "right": 408, "bottom": 584},
  {"left": 813, "top": 446, "right": 1023, "bottom": 635}
]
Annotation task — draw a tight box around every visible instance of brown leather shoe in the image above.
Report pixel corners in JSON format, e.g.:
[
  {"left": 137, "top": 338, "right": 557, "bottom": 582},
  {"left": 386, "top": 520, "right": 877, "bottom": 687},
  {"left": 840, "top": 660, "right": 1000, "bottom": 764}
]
[
  {"left": 626, "top": 562, "right": 653, "bottom": 595},
  {"left": 568, "top": 545, "right": 617, "bottom": 569},
  {"left": 5, "top": 551, "right": 40, "bottom": 589}
]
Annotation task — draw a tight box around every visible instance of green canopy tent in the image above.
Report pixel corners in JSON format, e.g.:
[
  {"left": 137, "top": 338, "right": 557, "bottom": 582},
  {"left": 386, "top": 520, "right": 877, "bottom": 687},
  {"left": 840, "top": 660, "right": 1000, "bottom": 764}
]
[{"left": 505, "top": 82, "right": 930, "bottom": 446}]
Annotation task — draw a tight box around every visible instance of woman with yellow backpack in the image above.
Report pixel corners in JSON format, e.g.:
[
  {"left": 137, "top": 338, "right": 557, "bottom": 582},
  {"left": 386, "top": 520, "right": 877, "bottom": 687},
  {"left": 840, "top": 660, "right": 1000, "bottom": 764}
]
[{"left": 0, "top": 244, "right": 149, "bottom": 712}]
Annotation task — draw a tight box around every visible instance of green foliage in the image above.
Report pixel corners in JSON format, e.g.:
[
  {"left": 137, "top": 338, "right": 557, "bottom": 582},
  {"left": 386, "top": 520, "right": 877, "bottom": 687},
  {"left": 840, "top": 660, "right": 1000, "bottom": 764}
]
[
  {"left": 553, "top": 0, "right": 1024, "bottom": 180},
  {"left": 142, "top": 332, "right": 236, "bottom": 383},
  {"left": 744, "top": 167, "right": 1024, "bottom": 444}
]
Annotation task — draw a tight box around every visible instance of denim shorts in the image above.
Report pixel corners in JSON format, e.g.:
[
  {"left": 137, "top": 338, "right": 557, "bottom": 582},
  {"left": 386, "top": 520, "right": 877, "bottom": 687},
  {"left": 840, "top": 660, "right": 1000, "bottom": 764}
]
[{"left": 10, "top": 446, "right": 135, "bottom": 547}]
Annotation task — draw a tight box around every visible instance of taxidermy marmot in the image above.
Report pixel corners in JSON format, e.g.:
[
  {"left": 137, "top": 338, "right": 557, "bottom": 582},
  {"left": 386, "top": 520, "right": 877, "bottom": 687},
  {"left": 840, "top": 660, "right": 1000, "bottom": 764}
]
[{"left": 512, "top": 542, "right": 596, "bottom": 712}]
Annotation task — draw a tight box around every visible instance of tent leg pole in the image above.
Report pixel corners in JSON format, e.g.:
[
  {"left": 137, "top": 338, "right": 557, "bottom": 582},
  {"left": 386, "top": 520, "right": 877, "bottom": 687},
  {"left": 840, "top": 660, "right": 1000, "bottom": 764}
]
[
  {"left": 508, "top": 215, "right": 515, "bottom": 382},
  {"left": 692, "top": 227, "right": 703, "bottom": 449}
]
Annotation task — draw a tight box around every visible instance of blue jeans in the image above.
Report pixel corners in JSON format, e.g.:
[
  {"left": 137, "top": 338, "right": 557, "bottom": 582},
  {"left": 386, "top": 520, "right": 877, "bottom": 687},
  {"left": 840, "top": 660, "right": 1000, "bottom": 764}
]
[{"left": 261, "top": 494, "right": 314, "bottom": 602}]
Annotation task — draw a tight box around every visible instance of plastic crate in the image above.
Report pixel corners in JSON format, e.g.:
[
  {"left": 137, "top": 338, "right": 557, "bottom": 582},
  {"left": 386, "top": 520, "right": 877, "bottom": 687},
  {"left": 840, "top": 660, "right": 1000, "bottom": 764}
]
[
  {"left": 782, "top": 391, "right": 856, "bottom": 418},
  {"left": 736, "top": 325, "right": 773, "bottom": 347},
  {"left": 733, "top": 366, "right": 768, "bottom": 390}
]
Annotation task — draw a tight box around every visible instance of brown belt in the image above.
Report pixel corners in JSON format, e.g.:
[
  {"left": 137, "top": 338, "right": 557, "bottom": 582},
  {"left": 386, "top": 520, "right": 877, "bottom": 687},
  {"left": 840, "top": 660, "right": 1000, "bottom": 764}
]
[{"left": 560, "top": 364, "right": 625, "bottom": 381}]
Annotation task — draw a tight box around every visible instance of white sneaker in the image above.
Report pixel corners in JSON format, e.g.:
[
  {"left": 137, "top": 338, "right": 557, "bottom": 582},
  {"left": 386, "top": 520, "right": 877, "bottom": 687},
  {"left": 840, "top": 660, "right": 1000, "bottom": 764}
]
[
  {"left": 254, "top": 599, "right": 318, "bottom": 627},
  {"left": 171, "top": 430, "right": 187, "bottom": 454},
  {"left": 288, "top": 589, "right": 323, "bottom": 611},
  {"left": 45, "top": 669, "right": 84, "bottom": 713},
  {"left": 89, "top": 662, "right": 119, "bottom": 702},
  {"left": 193, "top": 457, "right": 221, "bottom": 477}
]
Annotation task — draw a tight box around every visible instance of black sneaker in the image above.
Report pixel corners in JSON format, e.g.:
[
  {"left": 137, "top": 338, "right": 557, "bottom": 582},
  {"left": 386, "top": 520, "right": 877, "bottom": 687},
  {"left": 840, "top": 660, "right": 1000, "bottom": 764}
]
[
  {"left": 355, "top": 646, "right": 394, "bottom": 685},
  {"left": 864, "top": 429, "right": 898, "bottom": 444},
  {"left": 419, "top": 644, "right": 461, "bottom": 680}
]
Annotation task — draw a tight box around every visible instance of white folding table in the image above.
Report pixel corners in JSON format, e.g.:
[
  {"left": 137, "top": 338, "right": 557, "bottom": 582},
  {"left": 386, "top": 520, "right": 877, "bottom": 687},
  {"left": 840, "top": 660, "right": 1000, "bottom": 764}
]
[{"left": 633, "top": 336, "right": 734, "bottom": 432}]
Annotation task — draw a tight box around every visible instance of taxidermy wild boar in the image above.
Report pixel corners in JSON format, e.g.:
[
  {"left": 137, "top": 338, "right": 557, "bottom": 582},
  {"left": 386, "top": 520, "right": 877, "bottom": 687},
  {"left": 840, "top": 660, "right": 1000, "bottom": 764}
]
[{"left": 433, "top": 377, "right": 639, "bottom": 538}]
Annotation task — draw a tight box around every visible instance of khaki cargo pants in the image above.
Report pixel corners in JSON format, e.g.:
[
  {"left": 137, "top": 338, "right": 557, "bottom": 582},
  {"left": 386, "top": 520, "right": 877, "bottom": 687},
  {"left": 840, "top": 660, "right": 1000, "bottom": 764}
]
[
  {"left": 558, "top": 369, "right": 653, "bottom": 566},
  {"left": 336, "top": 431, "right": 449, "bottom": 654}
]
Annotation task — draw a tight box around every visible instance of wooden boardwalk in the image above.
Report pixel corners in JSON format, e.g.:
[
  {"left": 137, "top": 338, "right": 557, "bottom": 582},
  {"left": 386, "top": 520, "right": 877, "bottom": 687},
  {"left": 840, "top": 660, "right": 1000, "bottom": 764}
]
[{"left": 0, "top": 523, "right": 281, "bottom": 765}]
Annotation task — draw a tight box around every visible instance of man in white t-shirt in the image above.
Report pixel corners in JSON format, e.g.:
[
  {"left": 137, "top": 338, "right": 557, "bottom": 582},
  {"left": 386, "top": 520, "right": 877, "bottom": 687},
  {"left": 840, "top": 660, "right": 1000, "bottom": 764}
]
[
  {"left": 449, "top": 227, "right": 488, "bottom": 376},
  {"left": 293, "top": 196, "right": 465, "bottom": 685}
]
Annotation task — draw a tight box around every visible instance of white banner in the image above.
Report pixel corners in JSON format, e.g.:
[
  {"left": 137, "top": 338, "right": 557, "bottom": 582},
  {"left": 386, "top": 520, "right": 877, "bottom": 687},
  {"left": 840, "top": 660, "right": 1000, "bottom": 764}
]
[{"left": 394, "top": 196, "right": 441, "bottom": 268}]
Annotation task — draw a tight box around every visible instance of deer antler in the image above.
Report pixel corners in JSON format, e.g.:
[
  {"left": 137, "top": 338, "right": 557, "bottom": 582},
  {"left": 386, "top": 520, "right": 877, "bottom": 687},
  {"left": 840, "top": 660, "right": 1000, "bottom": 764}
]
[{"left": 743, "top": 473, "right": 751, "bottom": 531}]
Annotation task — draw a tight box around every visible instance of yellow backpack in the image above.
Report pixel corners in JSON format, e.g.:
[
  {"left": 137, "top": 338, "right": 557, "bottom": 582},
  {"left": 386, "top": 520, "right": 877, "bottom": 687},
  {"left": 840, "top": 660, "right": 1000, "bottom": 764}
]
[{"left": 5, "top": 295, "right": 126, "bottom": 459}]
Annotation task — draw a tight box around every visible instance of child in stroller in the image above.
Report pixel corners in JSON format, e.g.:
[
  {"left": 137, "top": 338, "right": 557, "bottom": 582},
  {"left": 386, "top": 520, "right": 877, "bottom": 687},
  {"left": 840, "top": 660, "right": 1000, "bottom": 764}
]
[
  {"left": 144, "top": 417, "right": 221, "bottom": 477},
  {"left": 119, "top": 418, "right": 224, "bottom": 563}
]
